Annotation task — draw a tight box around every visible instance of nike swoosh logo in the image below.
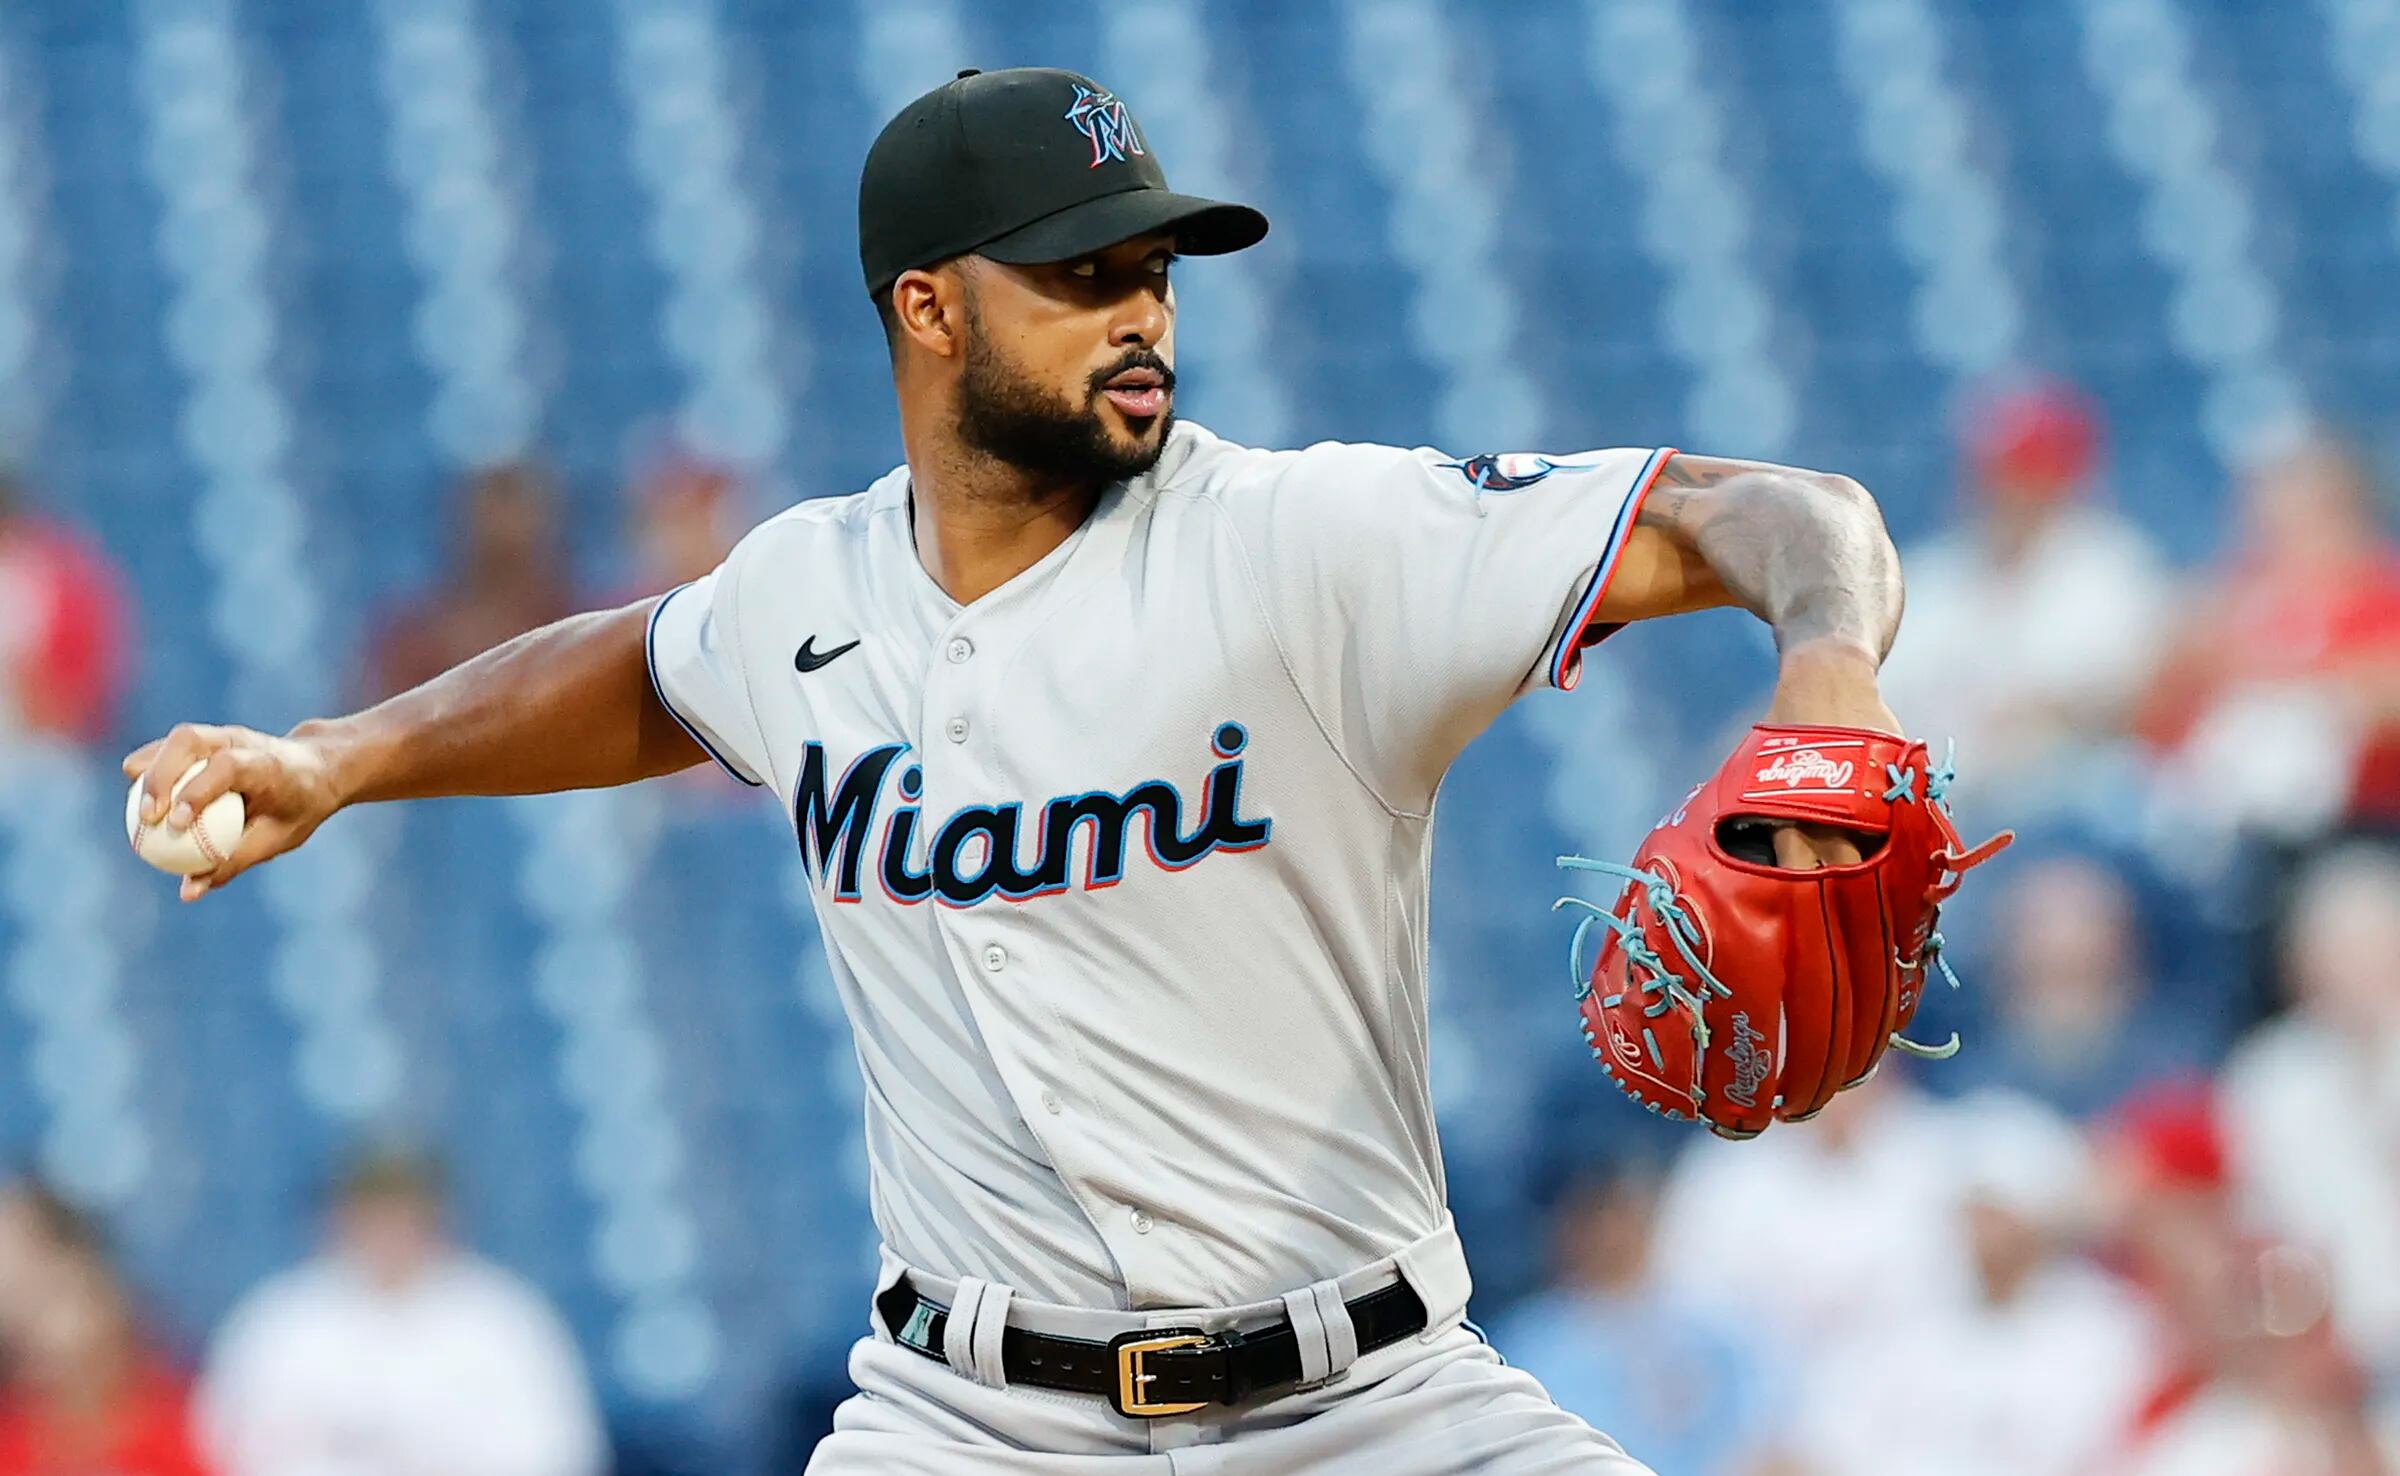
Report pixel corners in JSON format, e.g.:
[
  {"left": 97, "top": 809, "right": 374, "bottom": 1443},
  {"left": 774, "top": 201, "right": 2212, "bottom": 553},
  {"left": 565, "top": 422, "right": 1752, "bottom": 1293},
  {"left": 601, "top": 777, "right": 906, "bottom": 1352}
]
[{"left": 794, "top": 636, "right": 861, "bottom": 673}]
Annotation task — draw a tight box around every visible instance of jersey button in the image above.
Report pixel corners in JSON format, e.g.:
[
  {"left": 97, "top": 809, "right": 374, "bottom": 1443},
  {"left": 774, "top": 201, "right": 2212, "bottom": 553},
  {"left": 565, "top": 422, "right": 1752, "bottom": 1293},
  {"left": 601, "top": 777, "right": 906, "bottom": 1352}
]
[
  {"left": 981, "top": 944, "right": 1007, "bottom": 973},
  {"left": 945, "top": 717, "right": 970, "bottom": 744},
  {"left": 1041, "top": 1090, "right": 1062, "bottom": 1115},
  {"left": 946, "top": 637, "right": 974, "bottom": 664},
  {"left": 1129, "top": 1209, "right": 1153, "bottom": 1235}
]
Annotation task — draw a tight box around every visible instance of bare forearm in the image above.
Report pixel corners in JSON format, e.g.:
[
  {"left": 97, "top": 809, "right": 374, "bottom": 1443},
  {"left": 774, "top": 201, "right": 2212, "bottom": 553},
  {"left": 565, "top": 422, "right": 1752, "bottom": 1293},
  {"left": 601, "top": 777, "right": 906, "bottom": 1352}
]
[
  {"left": 1646, "top": 460, "right": 1905, "bottom": 660},
  {"left": 304, "top": 599, "right": 702, "bottom": 805}
]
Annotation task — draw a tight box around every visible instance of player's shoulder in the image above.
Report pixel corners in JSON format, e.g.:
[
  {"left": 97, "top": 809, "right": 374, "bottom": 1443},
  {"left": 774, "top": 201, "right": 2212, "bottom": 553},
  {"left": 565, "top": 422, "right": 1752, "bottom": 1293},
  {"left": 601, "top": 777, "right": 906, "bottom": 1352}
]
[
  {"left": 737, "top": 470, "right": 897, "bottom": 548},
  {"left": 711, "top": 467, "right": 903, "bottom": 577},
  {"left": 1143, "top": 421, "right": 1436, "bottom": 509}
]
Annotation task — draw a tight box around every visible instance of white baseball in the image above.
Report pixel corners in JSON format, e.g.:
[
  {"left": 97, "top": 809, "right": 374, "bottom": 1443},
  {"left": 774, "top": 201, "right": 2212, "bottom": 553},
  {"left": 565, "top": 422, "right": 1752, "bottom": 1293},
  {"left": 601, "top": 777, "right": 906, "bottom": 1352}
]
[{"left": 125, "top": 761, "right": 246, "bottom": 877}]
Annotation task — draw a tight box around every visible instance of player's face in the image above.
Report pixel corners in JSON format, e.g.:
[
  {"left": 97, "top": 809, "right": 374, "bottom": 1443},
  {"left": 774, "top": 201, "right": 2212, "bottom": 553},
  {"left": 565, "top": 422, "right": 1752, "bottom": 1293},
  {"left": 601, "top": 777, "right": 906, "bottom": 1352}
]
[{"left": 953, "top": 233, "right": 1180, "bottom": 486}]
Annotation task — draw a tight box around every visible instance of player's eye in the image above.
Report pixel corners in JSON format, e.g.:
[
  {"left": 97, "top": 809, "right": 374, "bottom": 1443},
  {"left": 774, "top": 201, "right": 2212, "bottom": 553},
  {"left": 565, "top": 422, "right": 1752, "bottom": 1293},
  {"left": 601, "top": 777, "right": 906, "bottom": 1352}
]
[
  {"left": 1149, "top": 252, "right": 1179, "bottom": 275},
  {"left": 1069, "top": 259, "right": 1099, "bottom": 279}
]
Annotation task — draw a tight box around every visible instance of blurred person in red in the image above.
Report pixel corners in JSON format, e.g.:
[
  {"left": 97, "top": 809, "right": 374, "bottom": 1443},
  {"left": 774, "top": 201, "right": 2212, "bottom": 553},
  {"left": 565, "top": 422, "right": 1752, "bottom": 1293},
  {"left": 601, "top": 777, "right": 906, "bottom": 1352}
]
[
  {"left": 1485, "top": 1161, "right": 1786, "bottom": 1476},
  {"left": 1946, "top": 850, "right": 2221, "bottom": 1120},
  {"left": 0, "top": 1177, "right": 211, "bottom": 1476},
  {"left": 620, "top": 440, "right": 741, "bottom": 599},
  {"left": 2138, "top": 428, "right": 2400, "bottom": 835},
  {"left": 366, "top": 461, "right": 576, "bottom": 702},
  {"left": 1782, "top": 1092, "right": 2154, "bottom": 1476},
  {"left": 615, "top": 441, "right": 749, "bottom": 809},
  {"left": 197, "top": 1149, "right": 604, "bottom": 1476},
  {"left": 2220, "top": 842, "right": 2400, "bottom": 1387},
  {"left": 2095, "top": 1084, "right": 2398, "bottom": 1476},
  {"left": 1878, "top": 375, "right": 2172, "bottom": 808},
  {"left": 0, "top": 469, "right": 131, "bottom": 749}
]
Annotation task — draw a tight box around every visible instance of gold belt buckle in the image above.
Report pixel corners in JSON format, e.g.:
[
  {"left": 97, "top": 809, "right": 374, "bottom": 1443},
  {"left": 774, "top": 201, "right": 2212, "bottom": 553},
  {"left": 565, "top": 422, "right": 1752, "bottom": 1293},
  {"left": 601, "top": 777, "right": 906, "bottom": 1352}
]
[{"left": 1109, "top": 1329, "right": 1211, "bottom": 1418}]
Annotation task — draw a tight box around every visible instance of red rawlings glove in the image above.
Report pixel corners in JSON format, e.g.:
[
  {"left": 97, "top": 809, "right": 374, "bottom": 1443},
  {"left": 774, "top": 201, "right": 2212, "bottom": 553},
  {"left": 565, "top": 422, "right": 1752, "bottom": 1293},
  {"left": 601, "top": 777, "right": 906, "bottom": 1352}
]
[{"left": 1558, "top": 725, "right": 2012, "bottom": 1139}]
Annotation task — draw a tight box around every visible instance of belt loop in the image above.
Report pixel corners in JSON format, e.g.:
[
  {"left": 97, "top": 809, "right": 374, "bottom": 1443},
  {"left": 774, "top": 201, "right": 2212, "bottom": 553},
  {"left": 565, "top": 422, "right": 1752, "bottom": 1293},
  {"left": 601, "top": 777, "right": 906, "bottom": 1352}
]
[
  {"left": 1278, "top": 1275, "right": 1359, "bottom": 1389},
  {"left": 969, "top": 1283, "right": 1013, "bottom": 1389},
  {"left": 943, "top": 1277, "right": 1011, "bottom": 1389},
  {"left": 1278, "top": 1286, "right": 1332, "bottom": 1387},
  {"left": 1308, "top": 1278, "right": 1359, "bottom": 1377},
  {"left": 941, "top": 1277, "right": 986, "bottom": 1372}
]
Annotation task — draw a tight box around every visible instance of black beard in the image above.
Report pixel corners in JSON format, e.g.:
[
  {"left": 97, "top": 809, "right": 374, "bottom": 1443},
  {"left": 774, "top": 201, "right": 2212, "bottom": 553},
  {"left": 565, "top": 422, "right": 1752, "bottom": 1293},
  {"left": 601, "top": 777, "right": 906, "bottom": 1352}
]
[{"left": 954, "top": 323, "right": 1174, "bottom": 487}]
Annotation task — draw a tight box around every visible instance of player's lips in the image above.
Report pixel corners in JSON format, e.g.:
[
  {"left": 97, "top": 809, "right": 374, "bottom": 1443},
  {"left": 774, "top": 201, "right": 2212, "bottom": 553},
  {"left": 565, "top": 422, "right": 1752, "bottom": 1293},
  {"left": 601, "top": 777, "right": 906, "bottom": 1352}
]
[{"left": 1101, "top": 367, "right": 1169, "bottom": 419}]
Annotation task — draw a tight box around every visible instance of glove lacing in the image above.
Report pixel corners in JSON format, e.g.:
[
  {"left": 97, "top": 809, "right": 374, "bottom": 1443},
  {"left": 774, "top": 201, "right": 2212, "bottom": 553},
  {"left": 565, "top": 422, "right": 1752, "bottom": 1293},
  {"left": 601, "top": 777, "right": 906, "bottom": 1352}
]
[
  {"left": 1890, "top": 742, "right": 2012, "bottom": 1057},
  {"left": 1553, "top": 857, "right": 1734, "bottom": 1117}
]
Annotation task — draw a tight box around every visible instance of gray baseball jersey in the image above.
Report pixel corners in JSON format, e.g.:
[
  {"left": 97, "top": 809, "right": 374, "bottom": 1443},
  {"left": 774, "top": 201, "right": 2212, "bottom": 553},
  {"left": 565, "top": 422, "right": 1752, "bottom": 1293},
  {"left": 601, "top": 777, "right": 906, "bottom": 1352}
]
[{"left": 647, "top": 421, "right": 1674, "bottom": 1312}]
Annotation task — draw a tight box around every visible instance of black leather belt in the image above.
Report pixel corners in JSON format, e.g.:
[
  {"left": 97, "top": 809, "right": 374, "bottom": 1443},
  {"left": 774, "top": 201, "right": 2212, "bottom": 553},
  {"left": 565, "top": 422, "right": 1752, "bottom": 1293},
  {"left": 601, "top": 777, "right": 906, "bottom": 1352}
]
[{"left": 875, "top": 1274, "right": 1429, "bottom": 1418}]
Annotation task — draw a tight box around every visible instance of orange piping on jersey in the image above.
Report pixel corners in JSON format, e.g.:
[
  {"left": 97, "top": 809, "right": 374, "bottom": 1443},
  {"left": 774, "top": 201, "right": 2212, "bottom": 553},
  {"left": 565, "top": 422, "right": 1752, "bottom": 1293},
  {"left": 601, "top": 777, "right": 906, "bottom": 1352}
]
[{"left": 1550, "top": 447, "right": 1679, "bottom": 692}]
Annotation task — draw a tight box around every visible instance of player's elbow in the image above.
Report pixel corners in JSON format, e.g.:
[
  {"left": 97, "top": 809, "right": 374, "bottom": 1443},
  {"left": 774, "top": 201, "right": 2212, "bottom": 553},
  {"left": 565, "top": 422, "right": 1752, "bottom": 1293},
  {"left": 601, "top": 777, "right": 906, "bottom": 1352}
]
[
  {"left": 1711, "top": 462, "right": 1881, "bottom": 524},
  {"left": 1803, "top": 468, "right": 1882, "bottom": 523},
  {"left": 1725, "top": 465, "right": 1894, "bottom": 545},
  {"left": 1804, "top": 469, "right": 1905, "bottom": 651},
  {"left": 1797, "top": 470, "right": 1897, "bottom": 561}
]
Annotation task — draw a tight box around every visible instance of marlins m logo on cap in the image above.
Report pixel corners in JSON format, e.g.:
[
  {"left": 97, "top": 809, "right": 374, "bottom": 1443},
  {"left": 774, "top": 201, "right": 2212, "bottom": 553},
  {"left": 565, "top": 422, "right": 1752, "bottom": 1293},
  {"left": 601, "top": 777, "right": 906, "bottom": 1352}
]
[{"left": 1064, "top": 83, "right": 1145, "bottom": 168}]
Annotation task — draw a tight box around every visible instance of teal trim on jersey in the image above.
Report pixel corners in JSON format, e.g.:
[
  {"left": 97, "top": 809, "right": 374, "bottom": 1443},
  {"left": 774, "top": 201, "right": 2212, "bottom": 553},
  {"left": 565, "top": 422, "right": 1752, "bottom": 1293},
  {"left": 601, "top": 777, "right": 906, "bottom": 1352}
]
[
  {"left": 1547, "top": 446, "right": 1678, "bottom": 692},
  {"left": 646, "top": 583, "right": 766, "bottom": 788}
]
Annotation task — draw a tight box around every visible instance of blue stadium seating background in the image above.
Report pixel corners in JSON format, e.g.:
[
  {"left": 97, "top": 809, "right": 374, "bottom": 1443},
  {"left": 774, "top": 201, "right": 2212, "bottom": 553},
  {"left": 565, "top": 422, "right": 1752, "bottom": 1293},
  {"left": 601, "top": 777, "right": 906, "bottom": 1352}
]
[{"left": 2, "top": 0, "right": 2390, "bottom": 1464}]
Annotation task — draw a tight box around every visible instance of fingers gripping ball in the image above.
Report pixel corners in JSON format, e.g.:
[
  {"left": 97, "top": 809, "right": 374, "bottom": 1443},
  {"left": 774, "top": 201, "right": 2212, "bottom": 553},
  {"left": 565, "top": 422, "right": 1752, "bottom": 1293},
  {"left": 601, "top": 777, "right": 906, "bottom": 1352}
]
[
  {"left": 1555, "top": 725, "right": 2013, "bottom": 1140},
  {"left": 125, "top": 762, "right": 246, "bottom": 877}
]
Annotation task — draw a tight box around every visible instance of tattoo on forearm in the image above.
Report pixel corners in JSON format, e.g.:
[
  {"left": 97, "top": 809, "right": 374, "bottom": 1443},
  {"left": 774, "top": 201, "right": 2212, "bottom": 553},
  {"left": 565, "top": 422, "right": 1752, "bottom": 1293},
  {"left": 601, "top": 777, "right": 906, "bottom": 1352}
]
[{"left": 1643, "top": 455, "right": 1904, "bottom": 658}]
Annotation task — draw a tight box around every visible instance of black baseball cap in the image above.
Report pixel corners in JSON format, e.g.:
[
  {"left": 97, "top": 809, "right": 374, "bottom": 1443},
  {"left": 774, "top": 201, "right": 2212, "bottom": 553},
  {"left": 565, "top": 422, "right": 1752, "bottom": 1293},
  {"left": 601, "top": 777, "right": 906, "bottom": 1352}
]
[{"left": 858, "top": 67, "right": 1269, "bottom": 301}]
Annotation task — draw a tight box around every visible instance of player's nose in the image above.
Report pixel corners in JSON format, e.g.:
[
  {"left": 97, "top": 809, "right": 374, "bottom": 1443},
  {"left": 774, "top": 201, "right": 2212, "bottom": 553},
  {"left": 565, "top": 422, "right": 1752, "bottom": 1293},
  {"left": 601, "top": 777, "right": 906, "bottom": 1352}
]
[{"left": 1108, "top": 284, "right": 1168, "bottom": 349}]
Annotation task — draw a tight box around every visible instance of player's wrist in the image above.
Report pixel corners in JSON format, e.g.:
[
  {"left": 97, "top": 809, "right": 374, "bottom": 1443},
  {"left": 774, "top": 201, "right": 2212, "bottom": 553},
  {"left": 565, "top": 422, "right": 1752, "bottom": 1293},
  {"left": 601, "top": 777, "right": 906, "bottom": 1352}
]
[
  {"left": 285, "top": 715, "right": 375, "bottom": 810},
  {"left": 1766, "top": 638, "right": 1897, "bottom": 733}
]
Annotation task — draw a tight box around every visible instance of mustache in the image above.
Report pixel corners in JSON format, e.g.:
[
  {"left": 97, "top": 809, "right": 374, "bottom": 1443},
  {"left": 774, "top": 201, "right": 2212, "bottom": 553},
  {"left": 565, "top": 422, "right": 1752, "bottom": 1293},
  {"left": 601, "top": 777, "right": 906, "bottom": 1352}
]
[{"left": 1088, "top": 349, "right": 1176, "bottom": 396}]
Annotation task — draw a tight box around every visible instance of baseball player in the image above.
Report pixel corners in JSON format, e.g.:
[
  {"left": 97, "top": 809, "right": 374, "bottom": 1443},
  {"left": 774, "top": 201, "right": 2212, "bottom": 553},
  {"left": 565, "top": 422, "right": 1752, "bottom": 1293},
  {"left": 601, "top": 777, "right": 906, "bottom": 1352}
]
[{"left": 128, "top": 69, "right": 1912, "bottom": 1473}]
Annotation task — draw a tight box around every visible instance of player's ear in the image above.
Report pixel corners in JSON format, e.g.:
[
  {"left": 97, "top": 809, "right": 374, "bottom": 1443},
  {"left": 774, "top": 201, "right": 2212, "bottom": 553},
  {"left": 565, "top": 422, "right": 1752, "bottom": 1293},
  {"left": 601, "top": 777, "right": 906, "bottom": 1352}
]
[{"left": 890, "top": 269, "right": 963, "bottom": 359}]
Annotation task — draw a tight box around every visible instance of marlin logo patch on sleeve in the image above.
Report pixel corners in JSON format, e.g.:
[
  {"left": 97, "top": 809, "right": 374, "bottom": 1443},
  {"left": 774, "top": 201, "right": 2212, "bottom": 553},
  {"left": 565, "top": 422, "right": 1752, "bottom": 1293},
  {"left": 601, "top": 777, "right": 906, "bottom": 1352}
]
[{"left": 1438, "top": 453, "right": 1607, "bottom": 511}]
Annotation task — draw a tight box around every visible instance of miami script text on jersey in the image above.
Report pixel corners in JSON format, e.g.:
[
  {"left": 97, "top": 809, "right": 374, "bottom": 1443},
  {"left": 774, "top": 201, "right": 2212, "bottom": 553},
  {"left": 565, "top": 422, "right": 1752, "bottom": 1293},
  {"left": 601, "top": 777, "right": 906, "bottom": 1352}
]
[{"left": 795, "top": 722, "right": 1272, "bottom": 908}]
